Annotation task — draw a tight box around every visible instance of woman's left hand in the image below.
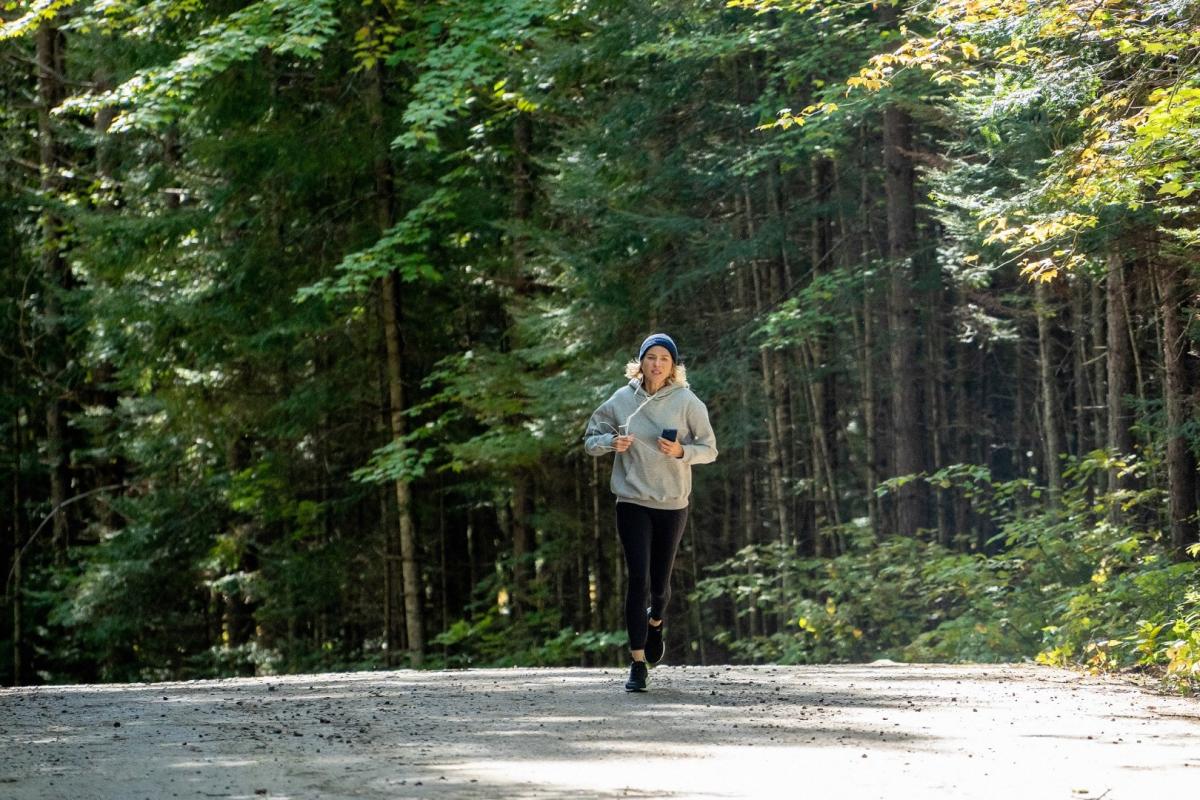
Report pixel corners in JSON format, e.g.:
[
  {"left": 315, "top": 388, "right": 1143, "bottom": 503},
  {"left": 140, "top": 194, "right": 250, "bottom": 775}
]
[{"left": 657, "top": 437, "right": 684, "bottom": 459}]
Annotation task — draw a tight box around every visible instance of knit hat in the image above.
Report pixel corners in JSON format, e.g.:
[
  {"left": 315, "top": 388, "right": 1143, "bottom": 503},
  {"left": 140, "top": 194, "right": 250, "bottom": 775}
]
[{"left": 638, "top": 333, "right": 679, "bottom": 362}]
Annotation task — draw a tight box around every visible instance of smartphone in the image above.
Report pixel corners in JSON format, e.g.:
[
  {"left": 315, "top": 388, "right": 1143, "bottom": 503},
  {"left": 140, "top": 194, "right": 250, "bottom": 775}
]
[{"left": 661, "top": 428, "right": 677, "bottom": 442}]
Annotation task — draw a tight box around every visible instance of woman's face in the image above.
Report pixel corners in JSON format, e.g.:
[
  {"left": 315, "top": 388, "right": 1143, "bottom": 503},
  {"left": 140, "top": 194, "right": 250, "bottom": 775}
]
[{"left": 641, "top": 346, "right": 674, "bottom": 383}]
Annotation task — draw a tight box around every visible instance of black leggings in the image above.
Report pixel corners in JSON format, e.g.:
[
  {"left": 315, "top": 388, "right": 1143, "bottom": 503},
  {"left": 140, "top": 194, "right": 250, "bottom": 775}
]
[{"left": 616, "top": 502, "right": 689, "bottom": 651}]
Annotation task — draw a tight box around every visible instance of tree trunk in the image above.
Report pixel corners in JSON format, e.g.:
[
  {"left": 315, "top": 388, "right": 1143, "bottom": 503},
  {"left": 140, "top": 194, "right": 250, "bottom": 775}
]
[
  {"left": 809, "top": 155, "right": 840, "bottom": 546},
  {"left": 757, "top": 276, "right": 791, "bottom": 633},
  {"left": 506, "top": 108, "right": 536, "bottom": 619},
  {"left": 1090, "top": 277, "right": 1108, "bottom": 490},
  {"left": 688, "top": 513, "right": 707, "bottom": 665},
  {"left": 927, "top": 316, "right": 950, "bottom": 545},
  {"left": 745, "top": 187, "right": 790, "bottom": 547},
  {"left": 799, "top": 342, "right": 841, "bottom": 538},
  {"left": 721, "top": 476, "right": 741, "bottom": 644},
  {"left": 376, "top": 354, "right": 403, "bottom": 662},
  {"left": 1035, "top": 280, "right": 1063, "bottom": 504},
  {"left": 509, "top": 471, "right": 533, "bottom": 619},
  {"left": 370, "top": 64, "right": 423, "bottom": 665},
  {"left": 953, "top": 340, "right": 978, "bottom": 548},
  {"left": 753, "top": 256, "right": 790, "bottom": 631},
  {"left": 222, "top": 439, "right": 257, "bottom": 657},
  {"left": 381, "top": 487, "right": 394, "bottom": 661},
  {"left": 841, "top": 137, "right": 883, "bottom": 535},
  {"left": 9, "top": 403, "right": 25, "bottom": 685},
  {"left": 882, "top": 99, "right": 927, "bottom": 535},
  {"left": 1069, "top": 276, "right": 1093, "bottom": 455},
  {"left": 1154, "top": 257, "right": 1198, "bottom": 553},
  {"left": 87, "top": 70, "right": 126, "bottom": 537},
  {"left": 438, "top": 481, "right": 448, "bottom": 655},
  {"left": 590, "top": 456, "right": 605, "bottom": 635},
  {"left": 1014, "top": 337, "right": 1032, "bottom": 479},
  {"left": 1105, "top": 250, "right": 1136, "bottom": 520},
  {"left": 734, "top": 211, "right": 760, "bottom": 637},
  {"left": 11, "top": 553, "right": 20, "bottom": 686},
  {"left": 36, "top": 24, "right": 72, "bottom": 558},
  {"left": 769, "top": 347, "right": 793, "bottom": 543},
  {"left": 861, "top": 290, "right": 881, "bottom": 534},
  {"left": 575, "top": 460, "right": 589, "bottom": 659},
  {"left": 380, "top": 275, "right": 423, "bottom": 663},
  {"left": 876, "top": 3, "right": 927, "bottom": 536}
]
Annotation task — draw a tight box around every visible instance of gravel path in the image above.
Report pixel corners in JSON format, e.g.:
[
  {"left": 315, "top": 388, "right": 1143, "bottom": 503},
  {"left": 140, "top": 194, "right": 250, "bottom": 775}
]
[{"left": 2, "top": 663, "right": 1198, "bottom": 799}]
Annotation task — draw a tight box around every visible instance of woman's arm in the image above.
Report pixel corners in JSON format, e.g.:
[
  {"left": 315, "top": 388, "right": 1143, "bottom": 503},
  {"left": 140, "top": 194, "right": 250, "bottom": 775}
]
[
  {"left": 678, "top": 395, "right": 718, "bottom": 465},
  {"left": 583, "top": 399, "right": 619, "bottom": 456}
]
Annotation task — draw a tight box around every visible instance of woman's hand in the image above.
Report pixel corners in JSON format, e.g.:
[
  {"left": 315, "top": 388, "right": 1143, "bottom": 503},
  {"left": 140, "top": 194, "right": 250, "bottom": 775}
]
[
  {"left": 657, "top": 437, "right": 684, "bottom": 458},
  {"left": 613, "top": 434, "right": 635, "bottom": 453}
]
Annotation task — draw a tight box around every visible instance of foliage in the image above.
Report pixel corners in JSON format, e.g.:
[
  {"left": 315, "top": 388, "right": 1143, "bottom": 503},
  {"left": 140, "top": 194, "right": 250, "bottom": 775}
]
[
  {"left": 428, "top": 539, "right": 627, "bottom": 668},
  {"left": 2, "top": 0, "right": 1198, "bottom": 691},
  {"left": 431, "top": 609, "right": 626, "bottom": 669},
  {"left": 1130, "top": 578, "right": 1200, "bottom": 689},
  {"left": 49, "top": 486, "right": 224, "bottom": 682},
  {"left": 835, "top": 0, "right": 1200, "bottom": 279},
  {"left": 697, "top": 454, "right": 1200, "bottom": 690},
  {"left": 695, "top": 532, "right": 973, "bottom": 663},
  {"left": 59, "top": 0, "right": 339, "bottom": 132}
]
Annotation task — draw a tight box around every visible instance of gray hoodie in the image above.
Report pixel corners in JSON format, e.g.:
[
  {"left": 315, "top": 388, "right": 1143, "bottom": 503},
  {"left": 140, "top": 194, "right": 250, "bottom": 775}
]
[{"left": 583, "top": 379, "right": 718, "bottom": 510}]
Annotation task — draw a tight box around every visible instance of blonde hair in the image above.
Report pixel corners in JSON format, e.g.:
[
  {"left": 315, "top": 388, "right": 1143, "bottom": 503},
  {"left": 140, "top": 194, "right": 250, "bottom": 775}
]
[{"left": 624, "top": 359, "right": 688, "bottom": 387}]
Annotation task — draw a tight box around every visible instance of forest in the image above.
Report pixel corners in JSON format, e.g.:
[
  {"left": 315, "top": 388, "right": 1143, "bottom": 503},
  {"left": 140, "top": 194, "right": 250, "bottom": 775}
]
[{"left": 1, "top": 0, "right": 1198, "bottom": 688}]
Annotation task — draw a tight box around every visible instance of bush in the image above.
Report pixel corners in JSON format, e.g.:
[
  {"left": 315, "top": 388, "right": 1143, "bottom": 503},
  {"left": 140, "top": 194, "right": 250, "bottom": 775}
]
[{"left": 694, "top": 453, "right": 1200, "bottom": 691}]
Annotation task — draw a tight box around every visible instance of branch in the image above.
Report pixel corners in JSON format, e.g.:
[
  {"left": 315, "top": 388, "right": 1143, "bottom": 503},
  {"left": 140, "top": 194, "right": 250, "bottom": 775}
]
[{"left": 4, "top": 483, "right": 126, "bottom": 598}]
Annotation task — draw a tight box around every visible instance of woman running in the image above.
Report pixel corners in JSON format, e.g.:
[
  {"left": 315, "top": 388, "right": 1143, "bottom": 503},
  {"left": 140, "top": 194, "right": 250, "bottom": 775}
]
[{"left": 583, "top": 333, "right": 718, "bottom": 692}]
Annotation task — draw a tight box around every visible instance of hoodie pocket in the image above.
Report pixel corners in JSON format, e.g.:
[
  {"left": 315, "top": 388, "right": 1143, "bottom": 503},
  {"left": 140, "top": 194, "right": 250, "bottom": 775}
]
[{"left": 657, "top": 455, "right": 687, "bottom": 499}]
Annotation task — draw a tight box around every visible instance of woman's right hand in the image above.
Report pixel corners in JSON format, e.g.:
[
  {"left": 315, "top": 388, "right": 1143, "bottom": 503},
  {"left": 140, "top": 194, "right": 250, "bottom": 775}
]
[{"left": 613, "top": 435, "right": 634, "bottom": 453}]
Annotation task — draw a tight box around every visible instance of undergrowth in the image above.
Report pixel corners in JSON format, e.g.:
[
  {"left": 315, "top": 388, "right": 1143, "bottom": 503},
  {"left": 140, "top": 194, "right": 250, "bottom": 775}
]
[{"left": 695, "top": 453, "right": 1200, "bottom": 692}]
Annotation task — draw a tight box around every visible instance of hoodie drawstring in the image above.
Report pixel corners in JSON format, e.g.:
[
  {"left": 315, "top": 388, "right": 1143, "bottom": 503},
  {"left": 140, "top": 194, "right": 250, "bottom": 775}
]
[{"left": 619, "top": 385, "right": 665, "bottom": 434}]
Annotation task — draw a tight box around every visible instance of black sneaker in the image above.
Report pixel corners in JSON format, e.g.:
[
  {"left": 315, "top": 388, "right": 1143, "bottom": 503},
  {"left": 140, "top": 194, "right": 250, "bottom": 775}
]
[
  {"left": 645, "top": 611, "right": 665, "bottom": 665},
  {"left": 624, "top": 660, "right": 648, "bottom": 692}
]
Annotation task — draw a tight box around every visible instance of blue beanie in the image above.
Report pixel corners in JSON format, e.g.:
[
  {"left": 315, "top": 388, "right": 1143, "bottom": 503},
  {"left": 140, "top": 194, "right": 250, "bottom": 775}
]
[{"left": 638, "top": 333, "right": 679, "bottom": 362}]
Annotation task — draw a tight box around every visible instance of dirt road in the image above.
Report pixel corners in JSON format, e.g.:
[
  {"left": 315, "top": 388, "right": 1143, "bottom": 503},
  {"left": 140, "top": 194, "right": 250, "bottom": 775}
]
[{"left": 2, "top": 663, "right": 1197, "bottom": 799}]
